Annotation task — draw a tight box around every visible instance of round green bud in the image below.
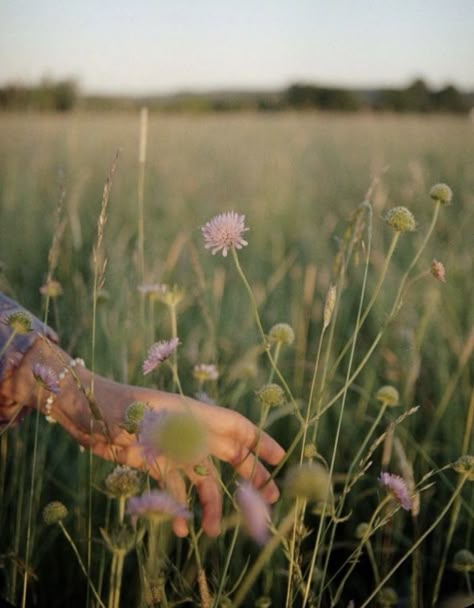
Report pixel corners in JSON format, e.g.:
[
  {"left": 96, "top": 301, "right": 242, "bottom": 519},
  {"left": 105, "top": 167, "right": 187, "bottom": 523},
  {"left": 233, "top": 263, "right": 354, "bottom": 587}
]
[
  {"left": 105, "top": 465, "right": 142, "bottom": 498},
  {"left": 122, "top": 401, "right": 148, "bottom": 434},
  {"left": 4, "top": 311, "right": 32, "bottom": 335},
  {"left": 303, "top": 443, "right": 317, "bottom": 459},
  {"left": 254, "top": 597, "right": 271, "bottom": 608},
  {"left": 452, "top": 455, "right": 474, "bottom": 480},
  {"left": 284, "top": 462, "right": 331, "bottom": 503},
  {"left": 384, "top": 207, "right": 416, "bottom": 232},
  {"left": 429, "top": 183, "right": 452, "bottom": 205},
  {"left": 452, "top": 549, "right": 474, "bottom": 572},
  {"left": 268, "top": 323, "right": 295, "bottom": 346},
  {"left": 43, "top": 501, "right": 68, "bottom": 525},
  {"left": 256, "top": 383, "right": 285, "bottom": 408},
  {"left": 377, "top": 587, "right": 398, "bottom": 607},
  {"left": 355, "top": 522, "right": 370, "bottom": 539},
  {"left": 375, "top": 385, "right": 399, "bottom": 407}
]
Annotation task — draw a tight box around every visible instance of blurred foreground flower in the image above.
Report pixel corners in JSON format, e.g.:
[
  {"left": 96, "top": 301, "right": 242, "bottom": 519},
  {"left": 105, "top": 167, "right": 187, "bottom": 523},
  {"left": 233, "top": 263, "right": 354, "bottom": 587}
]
[
  {"left": 379, "top": 472, "right": 412, "bottom": 511},
  {"left": 284, "top": 462, "right": 332, "bottom": 504},
  {"left": 375, "top": 385, "right": 399, "bottom": 407},
  {"left": 138, "top": 409, "right": 208, "bottom": 465},
  {"left": 193, "top": 363, "right": 219, "bottom": 382},
  {"left": 236, "top": 481, "right": 270, "bottom": 544},
  {"left": 32, "top": 363, "right": 59, "bottom": 394},
  {"left": 201, "top": 211, "right": 249, "bottom": 257},
  {"left": 143, "top": 337, "right": 180, "bottom": 375},
  {"left": 127, "top": 490, "right": 191, "bottom": 524},
  {"left": 268, "top": 322, "right": 295, "bottom": 345},
  {"left": 40, "top": 279, "right": 63, "bottom": 298}
]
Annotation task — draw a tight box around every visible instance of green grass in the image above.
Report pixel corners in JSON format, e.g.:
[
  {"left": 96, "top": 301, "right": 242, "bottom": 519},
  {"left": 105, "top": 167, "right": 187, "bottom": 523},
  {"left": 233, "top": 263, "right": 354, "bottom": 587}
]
[{"left": 0, "top": 111, "right": 473, "bottom": 607}]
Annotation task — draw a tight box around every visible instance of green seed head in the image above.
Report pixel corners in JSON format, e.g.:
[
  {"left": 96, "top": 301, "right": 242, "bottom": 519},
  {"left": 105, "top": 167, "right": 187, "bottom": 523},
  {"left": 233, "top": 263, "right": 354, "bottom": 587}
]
[
  {"left": 105, "top": 465, "right": 142, "bottom": 498},
  {"left": 375, "top": 385, "right": 399, "bottom": 407},
  {"left": 384, "top": 206, "right": 416, "bottom": 232},
  {"left": 256, "top": 383, "right": 285, "bottom": 408},
  {"left": 377, "top": 587, "right": 399, "bottom": 607},
  {"left": 4, "top": 311, "right": 32, "bottom": 335},
  {"left": 158, "top": 411, "right": 208, "bottom": 464},
  {"left": 122, "top": 401, "right": 148, "bottom": 434},
  {"left": 43, "top": 501, "right": 68, "bottom": 525},
  {"left": 284, "top": 462, "right": 331, "bottom": 503},
  {"left": 268, "top": 323, "right": 295, "bottom": 346},
  {"left": 355, "top": 522, "right": 370, "bottom": 539},
  {"left": 452, "top": 549, "right": 474, "bottom": 572},
  {"left": 254, "top": 597, "right": 272, "bottom": 608},
  {"left": 452, "top": 455, "right": 474, "bottom": 480},
  {"left": 303, "top": 443, "right": 317, "bottom": 459},
  {"left": 429, "top": 183, "right": 453, "bottom": 205}
]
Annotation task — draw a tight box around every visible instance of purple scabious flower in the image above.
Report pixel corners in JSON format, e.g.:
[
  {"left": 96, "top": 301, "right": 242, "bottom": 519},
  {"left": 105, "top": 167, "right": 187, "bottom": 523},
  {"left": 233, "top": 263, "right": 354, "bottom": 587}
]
[
  {"left": 379, "top": 472, "right": 412, "bottom": 512},
  {"left": 32, "top": 363, "right": 59, "bottom": 393},
  {"left": 143, "top": 337, "right": 180, "bottom": 375},
  {"left": 201, "top": 211, "right": 249, "bottom": 257},
  {"left": 126, "top": 490, "right": 191, "bottom": 523},
  {"left": 236, "top": 481, "right": 271, "bottom": 545},
  {"left": 137, "top": 409, "right": 168, "bottom": 463}
]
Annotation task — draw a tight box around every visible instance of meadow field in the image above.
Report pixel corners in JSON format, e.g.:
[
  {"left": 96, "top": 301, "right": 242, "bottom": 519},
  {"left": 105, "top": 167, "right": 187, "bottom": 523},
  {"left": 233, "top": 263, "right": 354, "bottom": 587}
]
[{"left": 0, "top": 111, "right": 473, "bottom": 607}]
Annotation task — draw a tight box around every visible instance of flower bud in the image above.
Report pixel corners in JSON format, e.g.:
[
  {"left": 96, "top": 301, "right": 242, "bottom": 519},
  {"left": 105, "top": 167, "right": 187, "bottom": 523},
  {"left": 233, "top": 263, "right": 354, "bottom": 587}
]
[
  {"left": 375, "top": 385, "right": 399, "bottom": 407},
  {"left": 268, "top": 323, "right": 295, "bottom": 346},
  {"left": 105, "top": 465, "right": 142, "bottom": 498},
  {"left": 122, "top": 401, "right": 148, "bottom": 434},
  {"left": 452, "top": 455, "right": 474, "bottom": 480},
  {"left": 355, "top": 522, "right": 370, "bottom": 539},
  {"left": 452, "top": 549, "right": 474, "bottom": 572},
  {"left": 429, "top": 183, "right": 452, "bottom": 205},
  {"left": 256, "top": 383, "right": 285, "bottom": 408},
  {"left": 384, "top": 206, "right": 416, "bottom": 232},
  {"left": 431, "top": 259, "right": 446, "bottom": 283},
  {"left": 43, "top": 501, "right": 68, "bottom": 525},
  {"left": 377, "top": 587, "right": 398, "bottom": 607}
]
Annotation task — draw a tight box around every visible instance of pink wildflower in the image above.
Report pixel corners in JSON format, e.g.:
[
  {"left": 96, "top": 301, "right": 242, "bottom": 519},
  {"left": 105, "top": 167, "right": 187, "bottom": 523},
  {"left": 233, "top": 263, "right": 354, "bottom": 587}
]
[
  {"left": 201, "top": 211, "right": 249, "bottom": 257},
  {"left": 126, "top": 490, "right": 191, "bottom": 523},
  {"left": 379, "top": 472, "right": 412, "bottom": 512},
  {"left": 431, "top": 259, "right": 446, "bottom": 283},
  {"left": 32, "top": 363, "right": 59, "bottom": 394},
  {"left": 143, "top": 337, "right": 180, "bottom": 375},
  {"left": 236, "top": 481, "right": 271, "bottom": 544}
]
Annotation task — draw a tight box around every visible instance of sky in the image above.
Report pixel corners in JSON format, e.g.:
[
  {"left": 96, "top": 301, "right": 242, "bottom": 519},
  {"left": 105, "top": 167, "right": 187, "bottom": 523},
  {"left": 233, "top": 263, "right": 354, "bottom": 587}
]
[{"left": 1, "top": 0, "right": 473, "bottom": 95}]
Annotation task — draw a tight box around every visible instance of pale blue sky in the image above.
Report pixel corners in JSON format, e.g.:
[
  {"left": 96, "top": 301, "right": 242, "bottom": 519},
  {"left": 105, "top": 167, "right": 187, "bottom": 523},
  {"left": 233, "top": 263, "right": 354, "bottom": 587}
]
[{"left": 1, "top": 0, "right": 473, "bottom": 94}]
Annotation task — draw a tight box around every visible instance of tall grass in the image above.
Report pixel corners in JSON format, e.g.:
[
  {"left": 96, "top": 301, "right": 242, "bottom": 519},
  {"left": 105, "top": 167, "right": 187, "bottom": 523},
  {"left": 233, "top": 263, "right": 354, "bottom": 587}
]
[{"left": 0, "top": 111, "right": 473, "bottom": 607}]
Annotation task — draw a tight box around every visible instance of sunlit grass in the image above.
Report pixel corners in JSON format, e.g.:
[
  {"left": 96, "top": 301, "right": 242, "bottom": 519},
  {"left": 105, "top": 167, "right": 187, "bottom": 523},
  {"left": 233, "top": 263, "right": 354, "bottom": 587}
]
[{"left": 0, "top": 111, "right": 473, "bottom": 607}]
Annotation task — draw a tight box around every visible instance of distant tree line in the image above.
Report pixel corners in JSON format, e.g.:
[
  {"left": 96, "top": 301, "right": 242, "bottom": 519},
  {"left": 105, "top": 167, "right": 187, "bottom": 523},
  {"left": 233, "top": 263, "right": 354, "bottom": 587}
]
[
  {"left": 0, "top": 78, "right": 78, "bottom": 111},
  {"left": 0, "top": 78, "right": 471, "bottom": 114}
]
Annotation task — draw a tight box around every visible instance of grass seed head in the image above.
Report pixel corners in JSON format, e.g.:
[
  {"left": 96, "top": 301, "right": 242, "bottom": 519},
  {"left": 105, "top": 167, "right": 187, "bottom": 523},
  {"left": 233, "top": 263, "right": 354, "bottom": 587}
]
[
  {"left": 43, "top": 501, "right": 68, "bottom": 525},
  {"left": 430, "top": 182, "right": 453, "bottom": 205},
  {"left": 384, "top": 206, "right": 416, "bottom": 232}
]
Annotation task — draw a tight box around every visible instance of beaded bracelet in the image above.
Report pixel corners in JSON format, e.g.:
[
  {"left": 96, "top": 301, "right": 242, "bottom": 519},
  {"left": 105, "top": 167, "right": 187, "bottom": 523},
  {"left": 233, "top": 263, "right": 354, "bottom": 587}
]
[{"left": 44, "top": 357, "right": 86, "bottom": 423}]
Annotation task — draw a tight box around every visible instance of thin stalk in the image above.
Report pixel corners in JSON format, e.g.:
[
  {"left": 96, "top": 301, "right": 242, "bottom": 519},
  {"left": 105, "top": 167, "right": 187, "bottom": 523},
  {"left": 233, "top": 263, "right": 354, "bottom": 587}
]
[
  {"left": 137, "top": 106, "right": 148, "bottom": 284},
  {"left": 309, "top": 202, "right": 373, "bottom": 608},
  {"left": 213, "top": 523, "right": 241, "bottom": 607},
  {"left": 233, "top": 504, "right": 298, "bottom": 608},
  {"left": 58, "top": 521, "right": 107, "bottom": 608},
  {"left": 21, "top": 399, "right": 42, "bottom": 608},
  {"left": 359, "top": 473, "right": 469, "bottom": 608},
  {"left": 231, "top": 247, "right": 303, "bottom": 424}
]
